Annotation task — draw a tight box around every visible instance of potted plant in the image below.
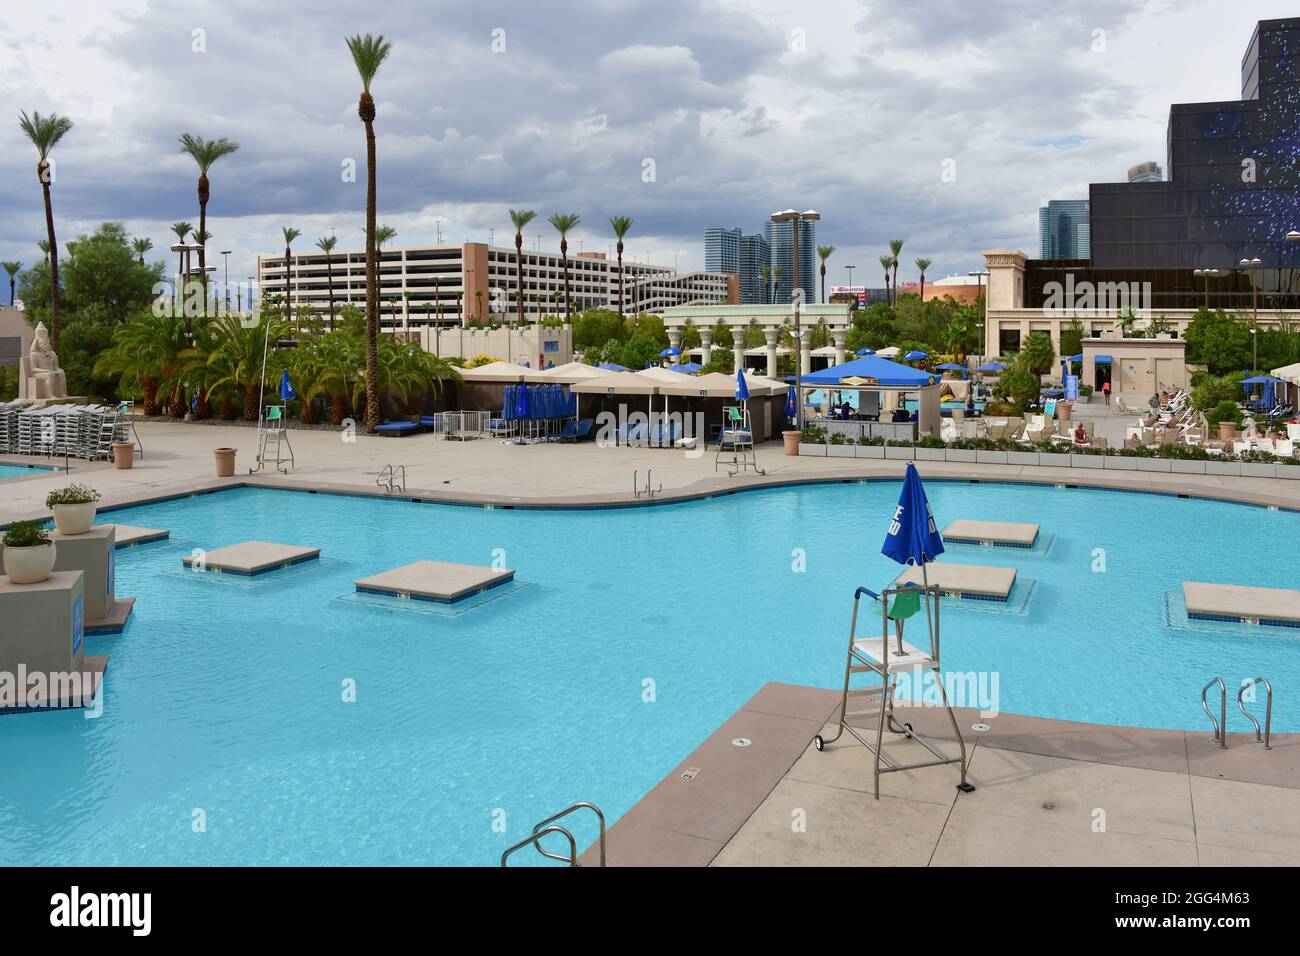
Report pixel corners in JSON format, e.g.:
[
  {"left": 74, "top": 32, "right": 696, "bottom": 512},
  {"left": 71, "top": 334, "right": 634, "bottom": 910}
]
[
  {"left": 45, "top": 484, "right": 102, "bottom": 535},
  {"left": 2, "top": 521, "right": 57, "bottom": 584}
]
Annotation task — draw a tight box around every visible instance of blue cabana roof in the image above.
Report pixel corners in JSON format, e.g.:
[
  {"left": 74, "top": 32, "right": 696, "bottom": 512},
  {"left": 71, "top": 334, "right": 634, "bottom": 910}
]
[
  {"left": 600, "top": 363, "right": 630, "bottom": 371},
  {"left": 1069, "top": 353, "right": 1083, "bottom": 362},
  {"left": 1241, "top": 374, "right": 1284, "bottom": 385},
  {"left": 803, "top": 354, "right": 938, "bottom": 387},
  {"left": 668, "top": 362, "right": 702, "bottom": 374}
]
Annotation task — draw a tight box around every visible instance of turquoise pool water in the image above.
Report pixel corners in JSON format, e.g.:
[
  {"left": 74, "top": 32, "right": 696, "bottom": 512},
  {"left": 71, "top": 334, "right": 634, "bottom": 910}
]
[
  {"left": 0, "top": 463, "right": 52, "bottom": 480},
  {"left": 2, "top": 481, "right": 1298, "bottom": 866}
]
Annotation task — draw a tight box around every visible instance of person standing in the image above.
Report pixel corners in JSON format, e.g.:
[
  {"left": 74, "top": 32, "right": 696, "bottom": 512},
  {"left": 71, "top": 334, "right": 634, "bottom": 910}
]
[{"left": 1102, "top": 379, "right": 1111, "bottom": 405}]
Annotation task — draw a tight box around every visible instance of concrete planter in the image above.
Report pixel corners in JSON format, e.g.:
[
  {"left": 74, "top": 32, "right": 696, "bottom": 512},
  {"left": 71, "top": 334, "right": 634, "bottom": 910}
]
[
  {"left": 884, "top": 446, "right": 914, "bottom": 460},
  {"left": 856, "top": 445, "right": 885, "bottom": 459},
  {"left": 214, "top": 447, "right": 237, "bottom": 478},
  {"left": 51, "top": 502, "right": 97, "bottom": 535},
  {"left": 914, "top": 447, "right": 946, "bottom": 461},
  {"left": 1275, "top": 463, "right": 1300, "bottom": 480},
  {"left": 2, "top": 543, "right": 57, "bottom": 585},
  {"left": 944, "top": 449, "right": 978, "bottom": 463},
  {"left": 1070, "top": 455, "right": 1105, "bottom": 469},
  {"left": 976, "top": 451, "right": 1009, "bottom": 465},
  {"left": 1136, "top": 458, "right": 1172, "bottom": 473},
  {"left": 826, "top": 444, "right": 855, "bottom": 458},
  {"left": 1006, "top": 452, "right": 1039, "bottom": 466},
  {"left": 1170, "top": 460, "right": 1207, "bottom": 475},
  {"left": 1103, "top": 456, "right": 1140, "bottom": 470},
  {"left": 1038, "top": 452, "right": 1072, "bottom": 467},
  {"left": 782, "top": 431, "right": 801, "bottom": 456},
  {"left": 1240, "top": 463, "right": 1278, "bottom": 478},
  {"left": 1204, "top": 461, "right": 1242, "bottom": 476},
  {"left": 112, "top": 442, "right": 134, "bottom": 469},
  {"left": 797, "top": 443, "right": 825, "bottom": 457}
]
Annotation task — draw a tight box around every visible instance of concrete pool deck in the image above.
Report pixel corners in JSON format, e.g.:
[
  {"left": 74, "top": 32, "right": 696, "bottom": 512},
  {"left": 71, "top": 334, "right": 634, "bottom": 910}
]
[{"left": 590, "top": 682, "right": 1300, "bottom": 867}]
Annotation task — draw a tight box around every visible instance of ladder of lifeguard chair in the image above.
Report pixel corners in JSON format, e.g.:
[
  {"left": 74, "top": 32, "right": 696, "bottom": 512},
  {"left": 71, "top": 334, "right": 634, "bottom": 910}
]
[{"left": 253, "top": 406, "right": 295, "bottom": 474}]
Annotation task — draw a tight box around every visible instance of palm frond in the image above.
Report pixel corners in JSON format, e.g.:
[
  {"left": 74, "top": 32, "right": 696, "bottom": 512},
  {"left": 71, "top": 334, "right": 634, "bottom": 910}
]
[
  {"left": 346, "top": 34, "right": 393, "bottom": 90},
  {"left": 17, "top": 110, "right": 73, "bottom": 160}
]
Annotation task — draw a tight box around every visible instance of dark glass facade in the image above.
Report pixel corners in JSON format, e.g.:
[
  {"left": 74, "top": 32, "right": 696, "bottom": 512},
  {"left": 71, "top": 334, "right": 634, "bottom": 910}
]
[{"left": 1031, "top": 17, "right": 1300, "bottom": 310}]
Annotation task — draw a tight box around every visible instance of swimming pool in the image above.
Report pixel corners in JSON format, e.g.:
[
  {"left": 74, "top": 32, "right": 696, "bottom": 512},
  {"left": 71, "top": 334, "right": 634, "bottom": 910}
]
[
  {"left": 2, "top": 481, "right": 1297, "bottom": 866},
  {"left": 0, "top": 462, "right": 53, "bottom": 480}
]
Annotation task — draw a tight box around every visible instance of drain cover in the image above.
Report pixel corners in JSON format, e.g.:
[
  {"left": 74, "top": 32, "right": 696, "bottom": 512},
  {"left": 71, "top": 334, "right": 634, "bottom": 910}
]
[
  {"left": 732, "top": 737, "right": 752, "bottom": 747},
  {"left": 971, "top": 723, "right": 991, "bottom": 733}
]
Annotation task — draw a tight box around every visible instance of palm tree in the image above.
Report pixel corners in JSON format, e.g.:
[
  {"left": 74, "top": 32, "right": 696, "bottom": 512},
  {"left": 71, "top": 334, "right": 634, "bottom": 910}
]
[
  {"left": 36, "top": 239, "right": 51, "bottom": 263},
  {"left": 508, "top": 209, "right": 536, "bottom": 328},
  {"left": 95, "top": 311, "right": 192, "bottom": 416},
  {"left": 914, "top": 256, "right": 932, "bottom": 304},
  {"left": 375, "top": 225, "right": 397, "bottom": 249},
  {"left": 281, "top": 227, "right": 301, "bottom": 323},
  {"left": 206, "top": 313, "right": 287, "bottom": 420},
  {"left": 132, "top": 238, "right": 152, "bottom": 265},
  {"left": 2, "top": 262, "right": 20, "bottom": 306},
  {"left": 547, "top": 213, "right": 580, "bottom": 319},
  {"left": 817, "top": 245, "right": 836, "bottom": 303},
  {"left": 346, "top": 32, "right": 393, "bottom": 430},
  {"left": 888, "top": 239, "right": 904, "bottom": 305},
  {"left": 772, "top": 266, "right": 784, "bottom": 305},
  {"left": 609, "top": 215, "right": 633, "bottom": 317},
  {"left": 177, "top": 134, "right": 239, "bottom": 276},
  {"left": 316, "top": 235, "right": 338, "bottom": 330},
  {"left": 170, "top": 221, "right": 192, "bottom": 285},
  {"left": 879, "top": 254, "right": 894, "bottom": 306},
  {"left": 18, "top": 110, "right": 73, "bottom": 351},
  {"left": 760, "top": 266, "right": 773, "bottom": 305}
]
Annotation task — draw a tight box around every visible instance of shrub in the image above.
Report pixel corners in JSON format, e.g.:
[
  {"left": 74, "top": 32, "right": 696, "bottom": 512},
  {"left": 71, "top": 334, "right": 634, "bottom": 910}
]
[
  {"left": 2, "top": 521, "right": 52, "bottom": 548},
  {"left": 44, "top": 484, "right": 102, "bottom": 508},
  {"left": 1205, "top": 401, "right": 1243, "bottom": 428},
  {"left": 800, "top": 425, "right": 826, "bottom": 443}
]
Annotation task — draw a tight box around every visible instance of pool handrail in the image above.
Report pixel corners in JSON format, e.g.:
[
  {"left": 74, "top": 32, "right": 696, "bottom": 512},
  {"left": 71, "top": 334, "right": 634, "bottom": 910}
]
[
  {"left": 1236, "top": 676, "right": 1273, "bottom": 750},
  {"left": 1201, "top": 676, "right": 1227, "bottom": 748}
]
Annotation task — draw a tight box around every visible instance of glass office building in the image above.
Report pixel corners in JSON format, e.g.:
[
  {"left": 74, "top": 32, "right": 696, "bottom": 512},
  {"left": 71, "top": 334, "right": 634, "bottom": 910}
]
[
  {"left": 1038, "top": 200, "right": 1091, "bottom": 259},
  {"left": 705, "top": 227, "right": 769, "bottom": 304},
  {"left": 764, "top": 215, "right": 817, "bottom": 304},
  {"left": 1026, "top": 16, "right": 1300, "bottom": 311}
]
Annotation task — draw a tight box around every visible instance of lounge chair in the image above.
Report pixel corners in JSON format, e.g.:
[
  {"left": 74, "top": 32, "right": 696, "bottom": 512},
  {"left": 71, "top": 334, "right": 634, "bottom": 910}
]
[{"left": 374, "top": 420, "right": 419, "bottom": 437}]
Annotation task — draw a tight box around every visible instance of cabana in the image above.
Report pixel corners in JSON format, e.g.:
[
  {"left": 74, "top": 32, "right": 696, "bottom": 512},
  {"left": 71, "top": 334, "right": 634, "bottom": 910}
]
[
  {"left": 524, "top": 361, "right": 612, "bottom": 385},
  {"left": 570, "top": 371, "right": 662, "bottom": 443},
  {"left": 802, "top": 354, "right": 942, "bottom": 440},
  {"left": 657, "top": 371, "right": 788, "bottom": 442},
  {"left": 455, "top": 360, "right": 534, "bottom": 413}
]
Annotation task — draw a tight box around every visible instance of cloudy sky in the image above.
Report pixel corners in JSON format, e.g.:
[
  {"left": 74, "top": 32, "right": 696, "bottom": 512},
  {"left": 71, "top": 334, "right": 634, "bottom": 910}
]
[{"left": 0, "top": 0, "right": 1291, "bottom": 295}]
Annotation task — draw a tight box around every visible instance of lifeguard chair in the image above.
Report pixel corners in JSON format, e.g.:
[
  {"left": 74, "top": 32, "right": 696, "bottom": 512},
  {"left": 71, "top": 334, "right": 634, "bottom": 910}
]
[
  {"left": 814, "top": 583, "right": 973, "bottom": 799},
  {"left": 251, "top": 404, "right": 294, "bottom": 474},
  {"left": 715, "top": 404, "right": 764, "bottom": 477}
]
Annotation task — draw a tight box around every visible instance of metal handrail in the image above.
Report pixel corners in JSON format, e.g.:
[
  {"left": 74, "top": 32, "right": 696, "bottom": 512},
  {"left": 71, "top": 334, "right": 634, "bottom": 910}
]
[
  {"left": 1237, "top": 676, "right": 1273, "bottom": 750},
  {"left": 1202, "top": 676, "right": 1227, "bottom": 748},
  {"left": 501, "top": 825, "right": 577, "bottom": 868},
  {"left": 376, "top": 464, "right": 405, "bottom": 493},
  {"left": 531, "top": 802, "right": 606, "bottom": 867}
]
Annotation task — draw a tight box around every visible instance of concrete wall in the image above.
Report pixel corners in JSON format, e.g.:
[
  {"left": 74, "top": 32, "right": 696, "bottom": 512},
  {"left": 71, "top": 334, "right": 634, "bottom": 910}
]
[
  {"left": 418, "top": 325, "right": 573, "bottom": 367},
  {"left": 0, "top": 307, "right": 32, "bottom": 367}
]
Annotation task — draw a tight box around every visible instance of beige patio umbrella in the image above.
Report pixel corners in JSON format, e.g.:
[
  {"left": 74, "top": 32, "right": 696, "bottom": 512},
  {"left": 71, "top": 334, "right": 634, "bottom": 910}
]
[
  {"left": 524, "top": 361, "right": 612, "bottom": 385},
  {"left": 457, "top": 360, "right": 533, "bottom": 383}
]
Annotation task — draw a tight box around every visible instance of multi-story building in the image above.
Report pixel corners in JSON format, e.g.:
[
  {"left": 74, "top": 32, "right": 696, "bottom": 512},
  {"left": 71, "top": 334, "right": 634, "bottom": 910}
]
[
  {"left": 705, "top": 226, "right": 770, "bottom": 304},
  {"left": 1127, "top": 161, "right": 1164, "bottom": 183},
  {"left": 256, "top": 242, "right": 736, "bottom": 327},
  {"left": 1038, "top": 199, "right": 1091, "bottom": 259},
  {"left": 764, "top": 212, "right": 818, "bottom": 304}
]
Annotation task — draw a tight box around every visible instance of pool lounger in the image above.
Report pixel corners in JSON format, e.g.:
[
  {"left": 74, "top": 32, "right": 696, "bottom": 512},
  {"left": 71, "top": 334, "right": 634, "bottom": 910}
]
[
  {"left": 375, "top": 421, "right": 420, "bottom": 437},
  {"left": 1184, "top": 582, "right": 1300, "bottom": 628},
  {"left": 942, "top": 519, "right": 1039, "bottom": 549},
  {"left": 894, "top": 561, "right": 1016, "bottom": 602}
]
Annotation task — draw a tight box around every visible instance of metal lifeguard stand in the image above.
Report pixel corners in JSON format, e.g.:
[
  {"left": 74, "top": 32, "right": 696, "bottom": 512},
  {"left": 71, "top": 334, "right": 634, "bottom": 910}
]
[
  {"left": 251, "top": 404, "right": 294, "bottom": 474},
  {"left": 814, "top": 583, "right": 972, "bottom": 799},
  {"left": 715, "top": 403, "right": 764, "bottom": 477}
]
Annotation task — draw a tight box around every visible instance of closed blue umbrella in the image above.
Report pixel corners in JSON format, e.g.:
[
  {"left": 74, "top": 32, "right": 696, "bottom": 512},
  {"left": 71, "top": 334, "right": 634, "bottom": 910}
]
[
  {"left": 735, "top": 368, "right": 750, "bottom": 401},
  {"left": 785, "top": 386, "right": 797, "bottom": 419},
  {"left": 502, "top": 385, "right": 515, "bottom": 420},
  {"left": 882, "top": 463, "right": 944, "bottom": 653},
  {"left": 516, "top": 382, "right": 530, "bottom": 419},
  {"left": 279, "top": 368, "right": 296, "bottom": 401}
]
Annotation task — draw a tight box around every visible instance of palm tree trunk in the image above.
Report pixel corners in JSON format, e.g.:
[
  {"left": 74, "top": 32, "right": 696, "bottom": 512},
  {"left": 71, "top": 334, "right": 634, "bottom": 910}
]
[
  {"left": 197, "top": 175, "right": 208, "bottom": 274},
  {"left": 243, "top": 382, "right": 260, "bottom": 421},
  {"left": 561, "top": 239, "right": 571, "bottom": 320},
  {"left": 331, "top": 394, "right": 347, "bottom": 426},
  {"left": 515, "top": 233, "right": 525, "bottom": 328},
  {"left": 142, "top": 377, "right": 159, "bottom": 416},
  {"left": 326, "top": 251, "right": 335, "bottom": 331},
  {"left": 41, "top": 177, "right": 60, "bottom": 352},
  {"left": 362, "top": 102, "right": 380, "bottom": 431},
  {"left": 820, "top": 264, "right": 825, "bottom": 304},
  {"left": 891, "top": 262, "right": 898, "bottom": 306}
]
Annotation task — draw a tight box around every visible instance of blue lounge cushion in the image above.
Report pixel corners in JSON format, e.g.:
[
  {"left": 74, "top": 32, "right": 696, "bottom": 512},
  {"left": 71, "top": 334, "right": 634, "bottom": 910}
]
[{"left": 375, "top": 421, "right": 418, "bottom": 435}]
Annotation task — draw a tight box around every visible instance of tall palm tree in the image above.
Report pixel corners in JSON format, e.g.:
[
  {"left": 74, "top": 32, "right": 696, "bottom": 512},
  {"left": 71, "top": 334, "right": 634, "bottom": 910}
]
[
  {"left": 508, "top": 209, "right": 535, "bottom": 328},
  {"left": 281, "top": 227, "right": 301, "bottom": 322},
  {"left": 177, "top": 134, "right": 239, "bottom": 275},
  {"left": 2, "top": 262, "right": 21, "bottom": 306},
  {"left": 346, "top": 32, "right": 393, "bottom": 430},
  {"left": 888, "top": 239, "right": 904, "bottom": 305},
  {"left": 772, "top": 266, "right": 784, "bottom": 305},
  {"left": 816, "top": 245, "right": 836, "bottom": 304},
  {"left": 609, "top": 215, "right": 633, "bottom": 317},
  {"left": 547, "top": 213, "right": 580, "bottom": 320},
  {"left": 760, "top": 266, "right": 773, "bottom": 305},
  {"left": 375, "top": 225, "right": 397, "bottom": 249},
  {"left": 132, "top": 238, "right": 152, "bottom": 265},
  {"left": 879, "top": 254, "right": 894, "bottom": 306},
  {"left": 914, "top": 256, "right": 932, "bottom": 304},
  {"left": 316, "top": 235, "right": 338, "bottom": 330},
  {"left": 36, "top": 239, "right": 51, "bottom": 263},
  {"left": 18, "top": 110, "right": 73, "bottom": 351}
]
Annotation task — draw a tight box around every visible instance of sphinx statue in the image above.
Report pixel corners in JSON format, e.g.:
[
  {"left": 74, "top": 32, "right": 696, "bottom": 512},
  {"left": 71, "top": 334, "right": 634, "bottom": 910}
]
[{"left": 19, "top": 322, "right": 69, "bottom": 401}]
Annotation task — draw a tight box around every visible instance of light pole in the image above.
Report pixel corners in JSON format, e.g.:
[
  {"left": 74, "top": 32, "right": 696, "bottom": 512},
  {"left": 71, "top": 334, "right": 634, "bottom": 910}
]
[
  {"left": 1193, "top": 268, "right": 1221, "bottom": 310},
  {"left": 221, "top": 250, "right": 231, "bottom": 313},
  {"left": 968, "top": 270, "right": 989, "bottom": 362},
  {"left": 844, "top": 264, "right": 856, "bottom": 305},
  {"left": 1240, "top": 257, "right": 1262, "bottom": 345},
  {"left": 771, "top": 208, "right": 820, "bottom": 430}
]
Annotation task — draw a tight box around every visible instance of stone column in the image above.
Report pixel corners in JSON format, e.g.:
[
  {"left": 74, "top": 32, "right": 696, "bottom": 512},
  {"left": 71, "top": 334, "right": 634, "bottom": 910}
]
[
  {"left": 667, "top": 327, "right": 682, "bottom": 361},
  {"left": 799, "top": 328, "right": 812, "bottom": 377},
  {"left": 699, "top": 329, "right": 714, "bottom": 367},
  {"left": 732, "top": 333, "right": 745, "bottom": 374},
  {"left": 833, "top": 328, "right": 848, "bottom": 366},
  {"left": 764, "top": 330, "right": 780, "bottom": 379}
]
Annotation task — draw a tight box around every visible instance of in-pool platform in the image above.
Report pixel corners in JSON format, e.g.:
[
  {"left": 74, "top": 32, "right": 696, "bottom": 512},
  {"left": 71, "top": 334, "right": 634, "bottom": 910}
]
[
  {"left": 106, "top": 525, "right": 170, "bottom": 548},
  {"left": 895, "top": 562, "right": 1017, "bottom": 602},
  {"left": 182, "top": 541, "right": 321, "bottom": 576},
  {"left": 942, "top": 519, "right": 1039, "bottom": 548},
  {"left": 355, "top": 560, "right": 514, "bottom": 604},
  {"left": 1183, "top": 581, "right": 1300, "bottom": 629}
]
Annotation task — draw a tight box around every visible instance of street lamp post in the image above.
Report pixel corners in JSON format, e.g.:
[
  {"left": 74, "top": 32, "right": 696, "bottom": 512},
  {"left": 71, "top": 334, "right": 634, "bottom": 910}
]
[
  {"left": 221, "top": 250, "right": 231, "bottom": 313},
  {"left": 844, "top": 264, "right": 856, "bottom": 304},
  {"left": 968, "top": 270, "right": 989, "bottom": 362},
  {"left": 1193, "top": 268, "right": 1221, "bottom": 310},
  {"left": 771, "top": 208, "right": 820, "bottom": 430},
  {"left": 1240, "top": 257, "right": 1262, "bottom": 328}
]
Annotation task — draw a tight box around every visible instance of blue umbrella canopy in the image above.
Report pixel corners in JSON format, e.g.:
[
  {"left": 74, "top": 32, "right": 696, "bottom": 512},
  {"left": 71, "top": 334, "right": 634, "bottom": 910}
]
[
  {"left": 1241, "top": 374, "right": 1284, "bottom": 385},
  {"left": 668, "top": 362, "right": 702, "bottom": 373},
  {"left": 975, "top": 362, "right": 1005, "bottom": 373},
  {"left": 660, "top": 347, "right": 681, "bottom": 358},
  {"left": 934, "top": 362, "right": 964, "bottom": 371},
  {"left": 1069, "top": 353, "right": 1083, "bottom": 362},
  {"left": 279, "top": 368, "right": 296, "bottom": 401},
  {"left": 855, "top": 347, "right": 875, "bottom": 357},
  {"left": 904, "top": 350, "right": 928, "bottom": 361},
  {"left": 882, "top": 463, "right": 945, "bottom": 567},
  {"left": 736, "top": 368, "right": 751, "bottom": 401},
  {"left": 804, "top": 354, "right": 936, "bottom": 387}
]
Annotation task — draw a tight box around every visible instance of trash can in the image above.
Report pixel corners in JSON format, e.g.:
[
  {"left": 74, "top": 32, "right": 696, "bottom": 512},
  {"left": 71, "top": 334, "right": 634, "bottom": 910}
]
[
  {"left": 214, "top": 447, "right": 237, "bottom": 477},
  {"left": 112, "top": 442, "right": 134, "bottom": 469}
]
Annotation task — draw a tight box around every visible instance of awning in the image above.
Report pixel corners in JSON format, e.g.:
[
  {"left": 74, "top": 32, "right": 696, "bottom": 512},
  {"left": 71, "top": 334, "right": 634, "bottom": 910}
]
[
  {"left": 1093, "top": 355, "right": 1113, "bottom": 364},
  {"left": 570, "top": 371, "right": 661, "bottom": 396},
  {"left": 802, "top": 354, "right": 937, "bottom": 387}
]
